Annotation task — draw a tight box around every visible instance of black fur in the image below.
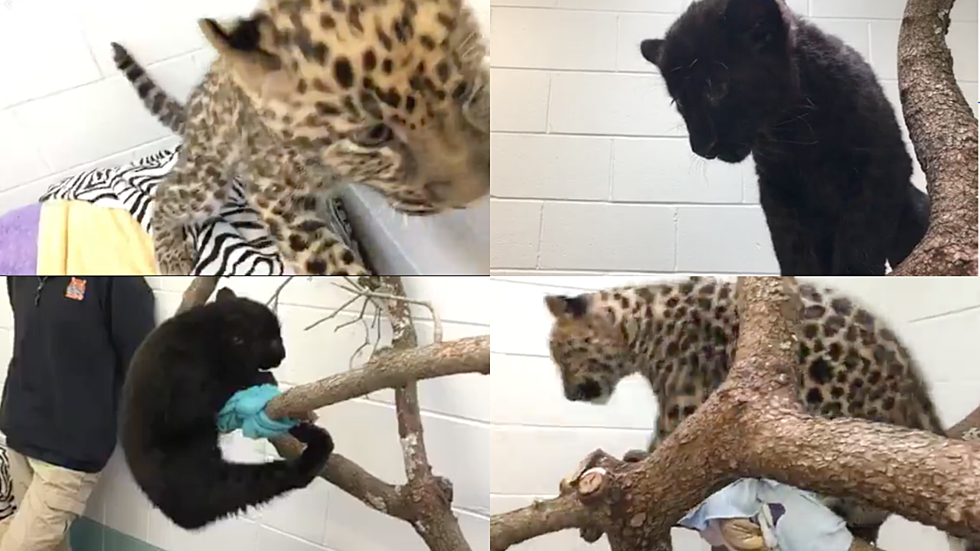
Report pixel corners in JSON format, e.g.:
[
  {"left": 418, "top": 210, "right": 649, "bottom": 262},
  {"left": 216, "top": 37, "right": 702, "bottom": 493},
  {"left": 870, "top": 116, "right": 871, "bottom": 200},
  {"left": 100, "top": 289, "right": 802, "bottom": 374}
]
[
  {"left": 640, "top": 0, "right": 928, "bottom": 275},
  {"left": 119, "top": 287, "right": 333, "bottom": 530}
]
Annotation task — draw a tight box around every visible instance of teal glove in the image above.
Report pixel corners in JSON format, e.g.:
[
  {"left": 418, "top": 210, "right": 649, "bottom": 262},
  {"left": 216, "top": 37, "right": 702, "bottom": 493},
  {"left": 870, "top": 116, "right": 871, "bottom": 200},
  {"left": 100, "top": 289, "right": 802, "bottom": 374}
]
[{"left": 217, "top": 384, "right": 299, "bottom": 439}]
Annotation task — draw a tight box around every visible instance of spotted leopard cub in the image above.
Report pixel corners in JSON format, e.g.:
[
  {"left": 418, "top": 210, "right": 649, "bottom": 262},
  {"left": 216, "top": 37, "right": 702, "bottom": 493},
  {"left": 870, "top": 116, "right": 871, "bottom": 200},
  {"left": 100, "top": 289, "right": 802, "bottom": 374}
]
[
  {"left": 545, "top": 277, "right": 945, "bottom": 544},
  {"left": 120, "top": 0, "right": 489, "bottom": 275}
]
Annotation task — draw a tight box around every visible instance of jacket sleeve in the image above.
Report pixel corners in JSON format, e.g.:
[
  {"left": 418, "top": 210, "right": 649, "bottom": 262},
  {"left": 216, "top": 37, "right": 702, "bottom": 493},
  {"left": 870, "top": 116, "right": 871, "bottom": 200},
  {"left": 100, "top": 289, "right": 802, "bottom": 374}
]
[{"left": 105, "top": 277, "right": 157, "bottom": 375}]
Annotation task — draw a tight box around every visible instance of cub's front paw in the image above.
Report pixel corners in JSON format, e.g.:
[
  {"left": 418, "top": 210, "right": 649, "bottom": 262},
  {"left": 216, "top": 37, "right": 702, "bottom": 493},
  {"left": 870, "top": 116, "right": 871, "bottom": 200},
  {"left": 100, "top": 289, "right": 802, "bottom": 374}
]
[
  {"left": 289, "top": 422, "right": 334, "bottom": 480},
  {"left": 153, "top": 232, "right": 195, "bottom": 275}
]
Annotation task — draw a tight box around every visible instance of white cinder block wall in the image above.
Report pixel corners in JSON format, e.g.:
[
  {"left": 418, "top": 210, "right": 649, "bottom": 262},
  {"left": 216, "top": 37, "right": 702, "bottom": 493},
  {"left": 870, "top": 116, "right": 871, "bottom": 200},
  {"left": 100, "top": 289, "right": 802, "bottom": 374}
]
[
  {"left": 489, "top": 275, "right": 980, "bottom": 551},
  {"left": 489, "top": 0, "right": 979, "bottom": 274},
  {"left": 0, "top": 276, "right": 491, "bottom": 551}
]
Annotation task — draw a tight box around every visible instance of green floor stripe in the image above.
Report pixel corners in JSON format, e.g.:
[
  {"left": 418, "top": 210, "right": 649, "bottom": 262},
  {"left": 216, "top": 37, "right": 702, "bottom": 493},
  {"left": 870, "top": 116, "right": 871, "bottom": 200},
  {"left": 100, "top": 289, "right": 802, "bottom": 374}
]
[{"left": 70, "top": 517, "right": 167, "bottom": 551}]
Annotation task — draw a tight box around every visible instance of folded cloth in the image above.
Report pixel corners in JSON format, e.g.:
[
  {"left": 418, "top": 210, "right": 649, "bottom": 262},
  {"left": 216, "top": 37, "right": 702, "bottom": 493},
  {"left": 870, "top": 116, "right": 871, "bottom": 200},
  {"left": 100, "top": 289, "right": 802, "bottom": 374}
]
[
  {"left": 0, "top": 203, "right": 41, "bottom": 275},
  {"left": 39, "top": 145, "right": 369, "bottom": 275},
  {"left": 37, "top": 199, "right": 157, "bottom": 275},
  {"left": 217, "top": 384, "right": 299, "bottom": 440},
  {"left": 679, "top": 478, "right": 854, "bottom": 551}
]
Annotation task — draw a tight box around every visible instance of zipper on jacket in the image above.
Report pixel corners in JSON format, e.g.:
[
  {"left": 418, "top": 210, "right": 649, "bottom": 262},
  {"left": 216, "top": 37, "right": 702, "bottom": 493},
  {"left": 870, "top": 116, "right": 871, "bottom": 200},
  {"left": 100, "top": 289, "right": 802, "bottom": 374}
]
[{"left": 34, "top": 276, "right": 48, "bottom": 307}]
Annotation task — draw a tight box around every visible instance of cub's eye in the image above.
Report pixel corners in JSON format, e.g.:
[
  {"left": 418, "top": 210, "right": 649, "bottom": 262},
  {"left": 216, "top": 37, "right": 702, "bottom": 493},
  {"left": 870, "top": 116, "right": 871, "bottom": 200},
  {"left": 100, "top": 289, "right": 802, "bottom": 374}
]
[{"left": 351, "top": 124, "right": 393, "bottom": 147}]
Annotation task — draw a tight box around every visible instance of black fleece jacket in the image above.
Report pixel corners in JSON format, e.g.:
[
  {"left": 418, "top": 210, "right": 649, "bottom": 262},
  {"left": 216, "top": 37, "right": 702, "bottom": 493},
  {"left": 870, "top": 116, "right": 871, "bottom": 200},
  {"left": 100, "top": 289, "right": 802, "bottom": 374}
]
[{"left": 2, "top": 277, "right": 156, "bottom": 473}]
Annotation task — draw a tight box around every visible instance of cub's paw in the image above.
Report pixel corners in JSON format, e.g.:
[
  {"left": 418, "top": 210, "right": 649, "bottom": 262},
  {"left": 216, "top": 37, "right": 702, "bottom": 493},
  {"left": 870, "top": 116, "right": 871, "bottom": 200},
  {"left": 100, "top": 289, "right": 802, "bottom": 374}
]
[
  {"left": 622, "top": 449, "right": 649, "bottom": 463},
  {"left": 254, "top": 370, "right": 278, "bottom": 387},
  {"left": 289, "top": 422, "right": 334, "bottom": 480},
  {"left": 153, "top": 228, "right": 196, "bottom": 275},
  {"left": 333, "top": 260, "right": 369, "bottom": 276}
]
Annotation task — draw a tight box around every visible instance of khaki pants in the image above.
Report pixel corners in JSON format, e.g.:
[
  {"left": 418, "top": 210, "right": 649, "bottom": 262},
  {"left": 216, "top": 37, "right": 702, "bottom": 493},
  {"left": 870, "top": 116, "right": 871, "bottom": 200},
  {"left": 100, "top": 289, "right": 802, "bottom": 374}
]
[{"left": 0, "top": 449, "right": 100, "bottom": 551}]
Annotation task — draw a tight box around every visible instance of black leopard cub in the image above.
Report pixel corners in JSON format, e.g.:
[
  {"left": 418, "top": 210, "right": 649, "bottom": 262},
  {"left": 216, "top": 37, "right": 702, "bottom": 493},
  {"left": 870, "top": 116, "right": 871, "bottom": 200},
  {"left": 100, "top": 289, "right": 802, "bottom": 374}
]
[{"left": 120, "top": 287, "right": 333, "bottom": 529}]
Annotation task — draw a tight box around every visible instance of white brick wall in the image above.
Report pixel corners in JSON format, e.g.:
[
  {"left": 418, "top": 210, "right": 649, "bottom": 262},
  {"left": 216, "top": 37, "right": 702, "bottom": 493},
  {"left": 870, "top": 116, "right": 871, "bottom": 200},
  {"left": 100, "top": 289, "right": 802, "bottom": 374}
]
[
  {"left": 489, "top": 275, "right": 980, "bottom": 551},
  {"left": 0, "top": 0, "right": 492, "bottom": 275},
  {"left": 489, "top": 0, "right": 979, "bottom": 274},
  {"left": 0, "top": 276, "right": 491, "bottom": 551}
]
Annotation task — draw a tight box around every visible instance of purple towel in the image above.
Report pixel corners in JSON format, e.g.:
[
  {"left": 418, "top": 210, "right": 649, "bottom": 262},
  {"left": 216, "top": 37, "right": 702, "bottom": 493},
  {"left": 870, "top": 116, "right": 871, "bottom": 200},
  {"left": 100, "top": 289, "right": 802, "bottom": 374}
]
[{"left": 0, "top": 203, "right": 40, "bottom": 275}]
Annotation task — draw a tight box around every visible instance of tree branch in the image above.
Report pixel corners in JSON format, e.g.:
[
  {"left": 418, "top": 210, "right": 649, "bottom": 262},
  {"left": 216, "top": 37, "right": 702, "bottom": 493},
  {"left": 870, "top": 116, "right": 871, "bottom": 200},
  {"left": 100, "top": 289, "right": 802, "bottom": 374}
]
[
  {"left": 263, "top": 336, "right": 488, "bottom": 420},
  {"left": 358, "top": 275, "right": 472, "bottom": 551},
  {"left": 892, "top": 0, "right": 978, "bottom": 275},
  {"left": 175, "top": 276, "right": 219, "bottom": 313},
  {"left": 489, "top": 277, "right": 980, "bottom": 551},
  {"left": 270, "top": 438, "right": 416, "bottom": 519}
]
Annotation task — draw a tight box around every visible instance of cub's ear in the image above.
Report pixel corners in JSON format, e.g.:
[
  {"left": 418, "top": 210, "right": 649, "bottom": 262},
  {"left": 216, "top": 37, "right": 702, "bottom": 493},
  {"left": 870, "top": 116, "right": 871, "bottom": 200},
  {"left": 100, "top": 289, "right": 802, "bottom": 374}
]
[
  {"left": 724, "top": 0, "right": 788, "bottom": 50},
  {"left": 544, "top": 294, "right": 588, "bottom": 319},
  {"left": 215, "top": 288, "right": 238, "bottom": 302},
  {"left": 639, "top": 39, "right": 664, "bottom": 67},
  {"left": 198, "top": 15, "right": 293, "bottom": 100}
]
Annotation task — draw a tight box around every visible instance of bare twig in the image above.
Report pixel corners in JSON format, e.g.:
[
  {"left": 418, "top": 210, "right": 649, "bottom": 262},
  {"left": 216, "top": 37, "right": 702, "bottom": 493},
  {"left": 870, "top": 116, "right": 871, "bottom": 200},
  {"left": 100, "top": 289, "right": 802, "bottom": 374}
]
[
  {"left": 266, "top": 276, "right": 295, "bottom": 311},
  {"left": 303, "top": 294, "right": 364, "bottom": 331},
  {"left": 333, "top": 280, "right": 443, "bottom": 344}
]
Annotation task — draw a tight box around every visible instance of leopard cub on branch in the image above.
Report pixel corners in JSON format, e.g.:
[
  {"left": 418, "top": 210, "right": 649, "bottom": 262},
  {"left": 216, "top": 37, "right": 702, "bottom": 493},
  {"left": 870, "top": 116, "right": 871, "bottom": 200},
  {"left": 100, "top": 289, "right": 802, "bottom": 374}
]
[{"left": 545, "top": 276, "right": 945, "bottom": 544}]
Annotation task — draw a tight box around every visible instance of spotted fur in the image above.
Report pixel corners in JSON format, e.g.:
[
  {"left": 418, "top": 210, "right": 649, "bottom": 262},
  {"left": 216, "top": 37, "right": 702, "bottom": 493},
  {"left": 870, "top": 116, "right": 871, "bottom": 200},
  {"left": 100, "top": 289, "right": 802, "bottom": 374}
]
[
  {"left": 544, "top": 276, "right": 946, "bottom": 544},
  {"left": 114, "top": 0, "right": 489, "bottom": 275}
]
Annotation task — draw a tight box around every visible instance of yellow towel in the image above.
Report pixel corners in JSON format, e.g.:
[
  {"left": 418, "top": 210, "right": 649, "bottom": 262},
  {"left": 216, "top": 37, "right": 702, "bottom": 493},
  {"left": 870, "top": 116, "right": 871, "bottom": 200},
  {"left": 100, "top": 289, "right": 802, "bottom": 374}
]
[{"left": 37, "top": 200, "right": 159, "bottom": 275}]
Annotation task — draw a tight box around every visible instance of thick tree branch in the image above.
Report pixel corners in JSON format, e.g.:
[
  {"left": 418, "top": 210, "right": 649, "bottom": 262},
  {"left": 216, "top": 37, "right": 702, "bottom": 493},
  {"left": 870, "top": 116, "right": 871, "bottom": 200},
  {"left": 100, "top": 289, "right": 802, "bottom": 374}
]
[
  {"left": 175, "top": 275, "right": 219, "bottom": 313},
  {"left": 490, "top": 277, "right": 980, "bottom": 551},
  {"left": 491, "top": 494, "right": 591, "bottom": 551},
  {"left": 271, "top": 438, "right": 416, "bottom": 518},
  {"left": 263, "top": 336, "right": 489, "bottom": 420},
  {"left": 891, "top": 0, "right": 978, "bottom": 275},
  {"left": 363, "top": 275, "right": 472, "bottom": 551}
]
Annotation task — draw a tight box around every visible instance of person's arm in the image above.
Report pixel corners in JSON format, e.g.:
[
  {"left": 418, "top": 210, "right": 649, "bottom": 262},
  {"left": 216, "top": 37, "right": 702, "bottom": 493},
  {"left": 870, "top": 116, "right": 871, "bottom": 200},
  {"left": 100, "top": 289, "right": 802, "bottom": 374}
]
[{"left": 105, "top": 277, "right": 157, "bottom": 375}]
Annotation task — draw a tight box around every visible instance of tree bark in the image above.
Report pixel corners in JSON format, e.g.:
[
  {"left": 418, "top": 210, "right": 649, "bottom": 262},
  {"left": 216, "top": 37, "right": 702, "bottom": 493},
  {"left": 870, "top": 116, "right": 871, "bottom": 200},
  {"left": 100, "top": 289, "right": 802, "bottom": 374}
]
[
  {"left": 490, "top": 278, "right": 980, "bottom": 551},
  {"left": 891, "top": 0, "right": 978, "bottom": 275},
  {"left": 264, "top": 336, "right": 489, "bottom": 420}
]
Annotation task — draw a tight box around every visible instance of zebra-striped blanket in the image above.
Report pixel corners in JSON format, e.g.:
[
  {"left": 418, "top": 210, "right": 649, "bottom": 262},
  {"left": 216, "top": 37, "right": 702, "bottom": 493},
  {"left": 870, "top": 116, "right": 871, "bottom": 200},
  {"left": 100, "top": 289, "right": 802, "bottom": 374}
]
[{"left": 39, "top": 146, "right": 367, "bottom": 275}]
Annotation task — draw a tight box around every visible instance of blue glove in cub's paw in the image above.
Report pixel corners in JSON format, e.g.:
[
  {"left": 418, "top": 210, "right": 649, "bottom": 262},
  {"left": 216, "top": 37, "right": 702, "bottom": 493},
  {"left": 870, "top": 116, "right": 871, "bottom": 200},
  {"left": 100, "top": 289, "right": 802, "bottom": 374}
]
[{"left": 217, "top": 384, "right": 299, "bottom": 439}]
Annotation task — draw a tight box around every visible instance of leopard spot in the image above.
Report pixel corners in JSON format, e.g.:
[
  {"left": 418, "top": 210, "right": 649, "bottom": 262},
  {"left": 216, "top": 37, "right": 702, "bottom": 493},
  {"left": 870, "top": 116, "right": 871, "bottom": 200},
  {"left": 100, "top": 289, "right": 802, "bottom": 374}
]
[
  {"left": 306, "top": 258, "right": 328, "bottom": 274},
  {"left": 803, "top": 304, "right": 826, "bottom": 319},
  {"left": 831, "top": 297, "right": 852, "bottom": 316},
  {"left": 808, "top": 358, "right": 832, "bottom": 385},
  {"left": 288, "top": 234, "right": 310, "bottom": 252},
  {"left": 333, "top": 57, "right": 354, "bottom": 89},
  {"left": 805, "top": 387, "right": 823, "bottom": 405}
]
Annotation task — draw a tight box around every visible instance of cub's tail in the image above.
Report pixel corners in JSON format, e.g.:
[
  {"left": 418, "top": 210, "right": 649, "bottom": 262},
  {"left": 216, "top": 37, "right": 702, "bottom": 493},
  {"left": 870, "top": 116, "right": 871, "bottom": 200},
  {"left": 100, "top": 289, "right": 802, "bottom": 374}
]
[
  {"left": 887, "top": 183, "right": 930, "bottom": 270},
  {"left": 110, "top": 42, "right": 186, "bottom": 134}
]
